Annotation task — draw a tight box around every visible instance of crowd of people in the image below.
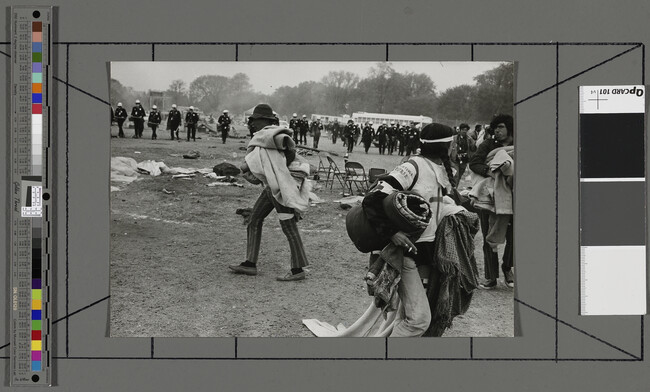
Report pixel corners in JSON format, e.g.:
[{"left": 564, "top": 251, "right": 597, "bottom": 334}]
[
  {"left": 228, "top": 102, "right": 515, "bottom": 337},
  {"left": 326, "top": 119, "right": 420, "bottom": 156},
  {"left": 111, "top": 101, "right": 234, "bottom": 143}
]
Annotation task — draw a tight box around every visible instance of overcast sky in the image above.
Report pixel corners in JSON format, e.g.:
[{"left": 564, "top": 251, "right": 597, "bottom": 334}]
[{"left": 111, "top": 61, "right": 510, "bottom": 95}]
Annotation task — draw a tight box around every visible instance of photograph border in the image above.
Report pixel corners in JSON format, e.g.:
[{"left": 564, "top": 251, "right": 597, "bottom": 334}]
[{"left": 0, "top": 40, "right": 645, "bottom": 363}]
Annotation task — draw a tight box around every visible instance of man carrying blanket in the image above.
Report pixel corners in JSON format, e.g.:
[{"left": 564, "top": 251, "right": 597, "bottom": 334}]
[
  {"left": 468, "top": 114, "right": 515, "bottom": 289},
  {"left": 229, "top": 104, "right": 313, "bottom": 281}
]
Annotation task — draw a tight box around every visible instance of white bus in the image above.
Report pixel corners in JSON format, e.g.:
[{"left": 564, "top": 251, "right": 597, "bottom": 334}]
[
  {"left": 310, "top": 114, "right": 350, "bottom": 124},
  {"left": 351, "top": 112, "right": 432, "bottom": 127}
]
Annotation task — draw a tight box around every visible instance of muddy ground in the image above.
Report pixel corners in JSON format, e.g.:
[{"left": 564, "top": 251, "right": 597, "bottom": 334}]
[{"left": 109, "top": 125, "right": 514, "bottom": 337}]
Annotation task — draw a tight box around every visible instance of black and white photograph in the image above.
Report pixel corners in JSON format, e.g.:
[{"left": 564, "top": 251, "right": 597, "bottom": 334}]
[{"left": 109, "top": 61, "right": 515, "bottom": 337}]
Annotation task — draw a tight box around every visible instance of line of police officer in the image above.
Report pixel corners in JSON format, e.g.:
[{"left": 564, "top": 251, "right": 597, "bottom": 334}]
[
  {"left": 332, "top": 118, "right": 421, "bottom": 156},
  {"left": 113, "top": 101, "right": 234, "bottom": 143}
]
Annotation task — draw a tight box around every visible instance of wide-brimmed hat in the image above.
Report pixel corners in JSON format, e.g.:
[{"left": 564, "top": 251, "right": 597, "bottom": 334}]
[{"left": 248, "top": 104, "right": 277, "bottom": 121}]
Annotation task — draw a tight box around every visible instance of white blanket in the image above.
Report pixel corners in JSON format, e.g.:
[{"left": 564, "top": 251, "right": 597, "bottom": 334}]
[
  {"left": 245, "top": 127, "right": 312, "bottom": 212},
  {"left": 303, "top": 302, "right": 401, "bottom": 337}
]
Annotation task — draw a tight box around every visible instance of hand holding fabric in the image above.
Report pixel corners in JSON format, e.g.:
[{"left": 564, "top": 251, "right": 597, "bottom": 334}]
[{"left": 390, "top": 231, "right": 417, "bottom": 254}]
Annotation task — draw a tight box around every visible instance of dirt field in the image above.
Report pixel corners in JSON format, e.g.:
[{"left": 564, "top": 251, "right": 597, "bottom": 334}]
[{"left": 109, "top": 125, "right": 514, "bottom": 337}]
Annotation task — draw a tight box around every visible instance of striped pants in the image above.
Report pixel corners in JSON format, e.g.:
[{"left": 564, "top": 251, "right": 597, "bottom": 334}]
[{"left": 246, "top": 187, "right": 309, "bottom": 268}]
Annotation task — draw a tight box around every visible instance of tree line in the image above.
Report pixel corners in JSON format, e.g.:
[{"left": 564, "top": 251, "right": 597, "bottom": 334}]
[{"left": 111, "top": 62, "right": 513, "bottom": 124}]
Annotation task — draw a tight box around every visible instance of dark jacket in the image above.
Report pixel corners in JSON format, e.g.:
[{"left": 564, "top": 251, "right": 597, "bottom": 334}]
[
  {"left": 114, "top": 107, "right": 127, "bottom": 121},
  {"left": 218, "top": 114, "right": 231, "bottom": 128},
  {"left": 299, "top": 119, "right": 309, "bottom": 132},
  {"left": 167, "top": 109, "right": 182, "bottom": 127},
  {"left": 148, "top": 110, "right": 162, "bottom": 126},
  {"left": 185, "top": 111, "right": 199, "bottom": 125},
  {"left": 468, "top": 138, "right": 508, "bottom": 177},
  {"left": 289, "top": 118, "right": 299, "bottom": 131},
  {"left": 131, "top": 105, "right": 145, "bottom": 120},
  {"left": 375, "top": 125, "right": 388, "bottom": 142},
  {"left": 405, "top": 127, "right": 420, "bottom": 147}
]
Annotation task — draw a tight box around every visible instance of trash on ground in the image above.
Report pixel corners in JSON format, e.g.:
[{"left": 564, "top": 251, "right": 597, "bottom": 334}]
[
  {"left": 334, "top": 195, "right": 364, "bottom": 209},
  {"left": 207, "top": 181, "right": 244, "bottom": 188},
  {"left": 213, "top": 162, "right": 241, "bottom": 176},
  {"left": 137, "top": 160, "right": 169, "bottom": 176},
  {"left": 183, "top": 150, "right": 201, "bottom": 159}
]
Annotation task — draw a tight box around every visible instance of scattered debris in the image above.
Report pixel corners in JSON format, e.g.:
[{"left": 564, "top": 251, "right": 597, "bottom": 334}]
[
  {"left": 112, "top": 157, "right": 139, "bottom": 176},
  {"left": 162, "top": 188, "right": 174, "bottom": 194},
  {"left": 169, "top": 153, "right": 181, "bottom": 157},
  {"left": 238, "top": 146, "right": 247, "bottom": 151},
  {"left": 111, "top": 157, "right": 140, "bottom": 186},
  {"left": 334, "top": 195, "right": 365, "bottom": 210},
  {"left": 205, "top": 173, "right": 238, "bottom": 183},
  {"left": 207, "top": 181, "right": 244, "bottom": 188},
  {"left": 113, "top": 211, "right": 192, "bottom": 225},
  {"left": 166, "top": 167, "right": 212, "bottom": 175},
  {"left": 134, "top": 151, "right": 141, "bottom": 154},
  {"left": 110, "top": 186, "right": 121, "bottom": 192},
  {"left": 183, "top": 150, "right": 201, "bottom": 159},
  {"left": 172, "top": 174, "right": 195, "bottom": 179},
  {"left": 137, "top": 160, "right": 169, "bottom": 176},
  {"left": 213, "top": 162, "right": 241, "bottom": 176}
]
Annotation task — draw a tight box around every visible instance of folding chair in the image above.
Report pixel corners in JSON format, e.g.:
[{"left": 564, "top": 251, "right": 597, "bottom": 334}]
[
  {"left": 368, "top": 167, "right": 387, "bottom": 188},
  {"left": 344, "top": 161, "right": 369, "bottom": 195},
  {"left": 315, "top": 152, "right": 330, "bottom": 182},
  {"left": 325, "top": 155, "right": 346, "bottom": 190}
]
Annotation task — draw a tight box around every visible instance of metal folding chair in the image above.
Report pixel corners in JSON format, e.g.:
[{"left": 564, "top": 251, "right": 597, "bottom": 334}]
[
  {"left": 315, "top": 152, "right": 330, "bottom": 182},
  {"left": 325, "top": 155, "right": 346, "bottom": 190},
  {"left": 344, "top": 161, "right": 369, "bottom": 194}
]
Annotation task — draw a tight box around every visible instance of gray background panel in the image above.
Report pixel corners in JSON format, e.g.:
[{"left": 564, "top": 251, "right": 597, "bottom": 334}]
[{"left": 1, "top": 0, "right": 649, "bottom": 391}]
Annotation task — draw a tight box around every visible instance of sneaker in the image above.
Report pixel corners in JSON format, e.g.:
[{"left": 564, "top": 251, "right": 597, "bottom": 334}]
[
  {"left": 478, "top": 279, "right": 497, "bottom": 290},
  {"left": 276, "top": 271, "right": 305, "bottom": 281},
  {"left": 228, "top": 264, "right": 257, "bottom": 276},
  {"left": 503, "top": 269, "right": 514, "bottom": 288}
]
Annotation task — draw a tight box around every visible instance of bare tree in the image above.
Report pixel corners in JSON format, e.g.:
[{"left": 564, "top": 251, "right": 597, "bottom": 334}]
[{"left": 167, "top": 79, "right": 188, "bottom": 106}]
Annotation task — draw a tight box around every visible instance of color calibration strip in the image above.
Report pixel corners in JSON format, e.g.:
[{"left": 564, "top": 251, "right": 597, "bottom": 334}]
[
  {"left": 10, "top": 6, "right": 53, "bottom": 386},
  {"left": 32, "top": 20, "right": 43, "bottom": 178},
  {"left": 579, "top": 85, "right": 646, "bottom": 315}
]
